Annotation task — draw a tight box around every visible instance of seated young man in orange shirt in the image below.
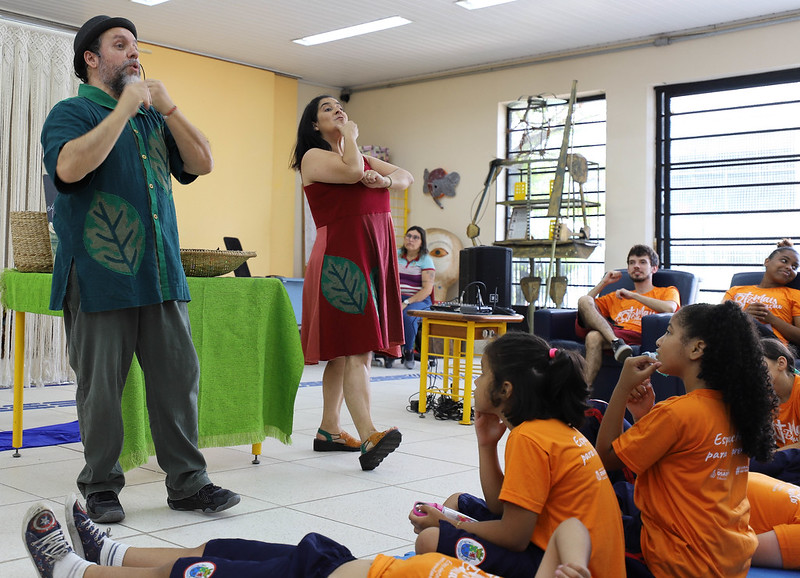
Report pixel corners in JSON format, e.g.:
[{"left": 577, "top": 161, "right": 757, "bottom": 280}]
[{"left": 576, "top": 244, "right": 680, "bottom": 385}]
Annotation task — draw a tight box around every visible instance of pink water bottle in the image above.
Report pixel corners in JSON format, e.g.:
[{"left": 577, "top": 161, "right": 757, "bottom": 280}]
[{"left": 413, "top": 501, "right": 477, "bottom": 523}]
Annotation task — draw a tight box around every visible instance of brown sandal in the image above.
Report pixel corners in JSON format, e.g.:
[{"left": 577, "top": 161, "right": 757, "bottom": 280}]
[
  {"left": 359, "top": 427, "right": 402, "bottom": 471},
  {"left": 313, "top": 429, "right": 361, "bottom": 452}
]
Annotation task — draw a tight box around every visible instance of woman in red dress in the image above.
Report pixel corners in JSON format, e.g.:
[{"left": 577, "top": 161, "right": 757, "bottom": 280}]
[{"left": 291, "top": 95, "right": 414, "bottom": 470}]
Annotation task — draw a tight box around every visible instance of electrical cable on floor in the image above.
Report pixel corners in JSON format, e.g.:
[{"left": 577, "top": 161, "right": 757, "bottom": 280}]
[{"left": 407, "top": 356, "right": 474, "bottom": 422}]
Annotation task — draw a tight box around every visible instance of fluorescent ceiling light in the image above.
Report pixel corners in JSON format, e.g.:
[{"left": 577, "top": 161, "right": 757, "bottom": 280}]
[
  {"left": 455, "top": 0, "right": 517, "bottom": 9},
  {"left": 293, "top": 16, "right": 411, "bottom": 46},
  {"left": 131, "top": 0, "right": 171, "bottom": 5}
]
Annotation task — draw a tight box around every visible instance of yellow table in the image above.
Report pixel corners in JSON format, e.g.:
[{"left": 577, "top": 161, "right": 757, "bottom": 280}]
[
  {"left": 1, "top": 270, "right": 304, "bottom": 468},
  {"left": 409, "top": 310, "right": 524, "bottom": 425}
]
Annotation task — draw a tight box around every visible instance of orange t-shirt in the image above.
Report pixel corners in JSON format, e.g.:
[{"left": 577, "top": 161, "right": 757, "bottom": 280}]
[
  {"left": 367, "top": 553, "right": 500, "bottom": 577},
  {"left": 747, "top": 472, "right": 800, "bottom": 569},
  {"left": 499, "top": 419, "right": 625, "bottom": 577},
  {"left": 613, "top": 389, "right": 756, "bottom": 577},
  {"left": 594, "top": 286, "right": 680, "bottom": 333},
  {"left": 723, "top": 285, "right": 800, "bottom": 344},
  {"left": 774, "top": 374, "right": 800, "bottom": 448}
]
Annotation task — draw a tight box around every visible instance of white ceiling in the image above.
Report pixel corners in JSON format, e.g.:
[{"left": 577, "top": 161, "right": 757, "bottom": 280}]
[{"left": 2, "top": 0, "right": 800, "bottom": 90}]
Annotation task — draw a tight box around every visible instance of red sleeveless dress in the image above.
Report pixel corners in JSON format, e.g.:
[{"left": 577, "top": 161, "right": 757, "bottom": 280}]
[{"left": 301, "top": 160, "right": 404, "bottom": 363}]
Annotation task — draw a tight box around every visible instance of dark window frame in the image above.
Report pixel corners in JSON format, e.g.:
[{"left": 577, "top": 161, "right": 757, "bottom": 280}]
[
  {"left": 503, "top": 94, "right": 607, "bottom": 308},
  {"left": 655, "top": 68, "right": 800, "bottom": 303}
]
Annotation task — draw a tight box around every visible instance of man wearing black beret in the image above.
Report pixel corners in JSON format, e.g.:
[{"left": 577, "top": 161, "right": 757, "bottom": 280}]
[{"left": 40, "top": 15, "right": 239, "bottom": 523}]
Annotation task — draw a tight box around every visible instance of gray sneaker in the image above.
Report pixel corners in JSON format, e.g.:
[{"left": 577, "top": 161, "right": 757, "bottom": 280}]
[
  {"left": 86, "top": 491, "right": 124, "bottom": 524},
  {"left": 167, "top": 484, "right": 240, "bottom": 513},
  {"left": 403, "top": 350, "right": 415, "bottom": 370},
  {"left": 611, "top": 338, "right": 633, "bottom": 363}
]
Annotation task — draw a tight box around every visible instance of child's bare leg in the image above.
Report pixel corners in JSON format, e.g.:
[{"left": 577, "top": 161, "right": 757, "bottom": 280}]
[
  {"left": 84, "top": 564, "right": 172, "bottom": 578},
  {"left": 442, "top": 493, "right": 461, "bottom": 510},
  {"left": 118, "top": 544, "right": 206, "bottom": 567},
  {"left": 415, "top": 527, "right": 441, "bottom": 554},
  {"left": 535, "top": 518, "right": 591, "bottom": 578},
  {"left": 82, "top": 544, "right": 207, "bottom": 577}
]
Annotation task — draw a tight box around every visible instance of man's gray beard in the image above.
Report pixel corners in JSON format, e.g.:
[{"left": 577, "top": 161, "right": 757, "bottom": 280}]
[{"left": 109, "top": 70, "right": 139, "bottom": 100}]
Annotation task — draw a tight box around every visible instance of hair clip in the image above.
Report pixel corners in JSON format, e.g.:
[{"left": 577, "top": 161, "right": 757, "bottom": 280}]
[{"left": 549, "top": 348, "right": 558, "bottom": 359}]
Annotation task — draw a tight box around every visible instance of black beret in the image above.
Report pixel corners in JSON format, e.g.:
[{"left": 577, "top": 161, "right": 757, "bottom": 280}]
[{"left": 73, "top": 15, "right": 137, "bottom": 82}]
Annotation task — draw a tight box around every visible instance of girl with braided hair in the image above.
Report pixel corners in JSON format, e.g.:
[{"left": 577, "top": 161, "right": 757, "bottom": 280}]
[
  {"left": 596, "top": 301, "right": 778, "bottom": 577},
  {"left": 409, "top": 331, "right": 625, "bottom": 578}
]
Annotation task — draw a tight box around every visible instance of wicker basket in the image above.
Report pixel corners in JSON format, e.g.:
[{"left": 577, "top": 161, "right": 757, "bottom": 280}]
[
  {"left": 180, "top": 249, "right": 256, "bottom": 277},
  {"left": 10, "top": 211, "right": 53, "bottom": 273}
]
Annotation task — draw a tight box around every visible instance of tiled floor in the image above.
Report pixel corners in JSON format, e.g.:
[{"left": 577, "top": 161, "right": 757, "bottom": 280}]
[{"left": 0, "top": 361, "right": 487, "bottom": 576}]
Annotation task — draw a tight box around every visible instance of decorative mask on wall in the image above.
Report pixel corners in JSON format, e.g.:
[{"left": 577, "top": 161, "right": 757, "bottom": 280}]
[{"left": 426, "top": 227, "right": 463, "bottom": 301}]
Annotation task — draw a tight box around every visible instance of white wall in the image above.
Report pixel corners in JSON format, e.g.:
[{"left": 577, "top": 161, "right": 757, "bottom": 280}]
[{"left": 303, "top": 19, "right": 800, "bottom": 271}]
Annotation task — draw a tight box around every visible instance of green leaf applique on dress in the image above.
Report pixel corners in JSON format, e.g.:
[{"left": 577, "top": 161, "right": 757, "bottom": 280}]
[
  {"left": 147, "top": 127, "right": 171, "bottom": 195},
  {"left": 321, "top": 255, "right": 368, "bottom": 314},
  {"left": 369, "top": 266, "right": 380, "bottom": 315},
  {"left": 84, "top": 191, "right": 145, "bottom": 276}
]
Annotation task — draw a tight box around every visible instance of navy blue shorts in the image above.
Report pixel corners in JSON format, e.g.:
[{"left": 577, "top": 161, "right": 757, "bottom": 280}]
[
  {"left": 436, "top": 494, "right": 544, "bottom": 578},
  {"left": 168, "top": 533, "right": 356, "bottom": 578}
]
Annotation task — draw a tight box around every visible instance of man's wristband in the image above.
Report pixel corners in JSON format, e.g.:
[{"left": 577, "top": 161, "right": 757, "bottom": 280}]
[{"left": 164, "top": 105, "right": 178, "bottom": 118}]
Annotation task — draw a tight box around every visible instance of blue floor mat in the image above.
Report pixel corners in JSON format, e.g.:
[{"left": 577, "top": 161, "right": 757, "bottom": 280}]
[
  {"left": 748, "top": 568, "right": 800, "bottom": 576},
  {"left": 0, "top": 420, "right": 80, "bottom": 451}
]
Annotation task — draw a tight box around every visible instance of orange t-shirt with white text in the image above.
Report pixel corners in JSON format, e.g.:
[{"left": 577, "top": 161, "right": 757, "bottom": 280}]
[
  {"left": 499, "top": 419, "right": 625, "bottom": 577},
  {"left": 747, "top": 472, "right": 800, "bottom": 570},
  {"left": 367, "top": 553, "right": 500, "bottom": 577},
  {"left": 774, "top": 374, "right": 800, "bottom": 448},
  {"left": 613, "top": 389, "right": 756, "bottom": 577},
  {"left": 723, "top": 285, "right": 800, "bottom": 344},
  {"left": 595, "top": 285, "right": 680, "bottom": 333}
]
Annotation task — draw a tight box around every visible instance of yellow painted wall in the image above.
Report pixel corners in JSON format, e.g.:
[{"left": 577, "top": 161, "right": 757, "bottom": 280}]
[{"left": 140, "top": 44, "right": 297, "bottom": 276}]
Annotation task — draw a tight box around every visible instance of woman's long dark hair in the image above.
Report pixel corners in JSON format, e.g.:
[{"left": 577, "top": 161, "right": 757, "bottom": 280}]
[
  {"left": 290, "top": 95, "right": 334, "bottom": 171},
  {"left": 399, "top": 226, "right": 428, "bottom": 259},
  {"left": 483, "top": 332, "right": 589, "bottom": 428},
  {"left": 678, "top": 302, "right": 778, "bottom": 461}
]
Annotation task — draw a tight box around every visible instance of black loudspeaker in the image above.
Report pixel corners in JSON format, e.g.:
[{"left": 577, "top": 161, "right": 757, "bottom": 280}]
[{"left": 458, "top": 246, "right": 512, "bottom": 308}]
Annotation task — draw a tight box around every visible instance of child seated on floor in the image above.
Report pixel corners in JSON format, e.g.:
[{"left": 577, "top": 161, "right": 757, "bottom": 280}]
[
  {"left": 595, "top": 301, "right": 778, "bottom": 577},
  {"left": 747, "top": 472, "right": 800, "bottom": 570},
  {"left": 22, "top": 495, "right": 592, "bottom": 578},
  {"left": 408, "top": 331, "right": 625, "bottom": 578},
  {"left": 761, "top": 338, "right": 800, "bottom": 450}
]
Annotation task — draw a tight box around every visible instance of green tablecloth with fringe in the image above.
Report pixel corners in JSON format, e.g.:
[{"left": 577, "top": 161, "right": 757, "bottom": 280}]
[{"left": 1, "top": 270, "right": 303, "bottom": 470}]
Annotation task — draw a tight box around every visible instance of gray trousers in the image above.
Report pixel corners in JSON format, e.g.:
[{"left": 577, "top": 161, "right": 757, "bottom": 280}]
[{"left": 63, "top": 267, "right": 210, "bottom": 500}]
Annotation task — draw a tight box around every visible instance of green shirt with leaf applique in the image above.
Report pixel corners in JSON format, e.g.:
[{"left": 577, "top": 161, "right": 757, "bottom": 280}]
[{"left": 41, "top": 84, "right": 197, "bottom": 312}]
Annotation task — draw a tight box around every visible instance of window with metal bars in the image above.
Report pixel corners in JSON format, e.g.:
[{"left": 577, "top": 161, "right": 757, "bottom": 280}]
[
  {"left": 502, "top": 95, "right": 607, "bottom": 307},
  {"left": 656, "top": 69, "right": 800, "bottom": 303}
]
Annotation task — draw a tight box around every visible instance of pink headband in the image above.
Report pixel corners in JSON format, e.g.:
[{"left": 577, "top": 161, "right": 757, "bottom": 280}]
[{"left": 549, "top": 348, "right": 558, "bottom": 359}]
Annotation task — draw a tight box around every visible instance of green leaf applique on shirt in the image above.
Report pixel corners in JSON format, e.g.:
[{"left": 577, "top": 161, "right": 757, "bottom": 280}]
[
  {"left": 84, "top": 191, "right": 145, "bottom": 276},
  {"left": 147, "top": 127, "right": 171, "bottom": 195},
  {"left": 321, "top": 255, "right": 368, "bottom": 314}
]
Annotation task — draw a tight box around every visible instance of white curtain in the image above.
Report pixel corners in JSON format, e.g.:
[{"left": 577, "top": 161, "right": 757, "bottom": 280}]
[{"left": 0, "top": 19, "right": 78, "bottom": 386}]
